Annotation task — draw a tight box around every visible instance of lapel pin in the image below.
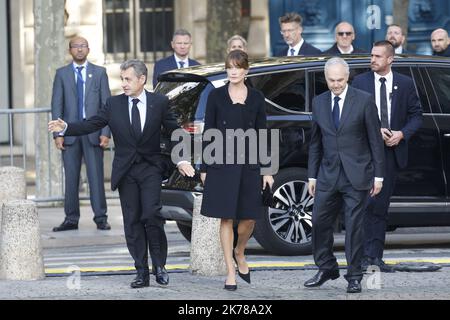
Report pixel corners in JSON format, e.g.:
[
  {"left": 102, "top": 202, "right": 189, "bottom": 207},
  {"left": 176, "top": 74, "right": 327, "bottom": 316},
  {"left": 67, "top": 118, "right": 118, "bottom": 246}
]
[
  {"left": 394, "top": 85, "right": 398, "bottom": 90},
  {"left": 88, "top": 74, "right": 92, "bottom": 78}
]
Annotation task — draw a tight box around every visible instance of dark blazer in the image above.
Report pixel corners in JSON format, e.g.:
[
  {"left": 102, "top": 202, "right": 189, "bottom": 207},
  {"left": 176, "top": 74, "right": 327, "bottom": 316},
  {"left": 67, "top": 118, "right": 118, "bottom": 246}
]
[
  {"left": 308, "top": 86, "right": 384, "bottom": 191},
  {"left": 352, "top": 71, "right": 423, "bottom": 169},
  {"left": 433, "top": 46, "right": 450, "bottom": 57},
  {"left": 152, "top": 55, "right": 200, "bottom": 87},
  {"left": 65, "top": 90, "right": 178, "bottom": 191},
  {"left": 51, "top": 62, "right": 111, "bottom": 145},
  {"left": 323, "top": 43, "right": 366, "bottom": 55},
  {"left": 275, "top": 41, "right": 322, "bottom": 57}
]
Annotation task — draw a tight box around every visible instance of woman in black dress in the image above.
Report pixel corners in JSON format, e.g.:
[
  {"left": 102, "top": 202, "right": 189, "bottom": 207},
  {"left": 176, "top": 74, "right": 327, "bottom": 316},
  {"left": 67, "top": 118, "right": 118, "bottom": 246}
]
[{"left": 200, "top": 50, "right": 274, "bottom": 290}]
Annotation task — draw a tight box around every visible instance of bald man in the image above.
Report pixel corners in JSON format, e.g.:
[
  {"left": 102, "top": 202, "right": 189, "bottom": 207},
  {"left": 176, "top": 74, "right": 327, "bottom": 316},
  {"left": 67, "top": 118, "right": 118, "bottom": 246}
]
[
  {"left": 324, "top": 22, "right": 366, "bottom": 55},
  {"left": 51, "top": 36, "right": 112, "bottom": 231},
  {"left": 431, "top": 28, "right": 450, "bottom": 57}
]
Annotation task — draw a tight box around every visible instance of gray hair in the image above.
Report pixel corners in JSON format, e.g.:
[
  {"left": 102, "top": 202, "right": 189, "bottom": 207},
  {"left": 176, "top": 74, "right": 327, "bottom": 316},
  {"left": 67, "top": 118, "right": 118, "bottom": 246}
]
[
  {"left": 120, "top": 59, "right": 148, "bottom": 83},
  {"left": 173, "top": 28, "right": 192, "bottom": 40},
  {"left": 324, "top": 57, "right": 350, "bottom": 75},
  {"left": 227, "top": 35, "right": 248, "bottom": 50}
]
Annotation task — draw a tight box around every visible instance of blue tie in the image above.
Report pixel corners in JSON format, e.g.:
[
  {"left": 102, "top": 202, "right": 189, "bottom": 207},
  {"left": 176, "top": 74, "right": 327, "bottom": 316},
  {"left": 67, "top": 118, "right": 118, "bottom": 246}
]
[
  {"left": 76, "top": 66, "right": 84, "bottom": 120},
  {"left": 179, "top": 61, "right": 185, "bottom": 68},
  {"left": 333, "top": 96, "right": 340, "bottom": 130},
  {"left": 290, "top": 48, "right": 295, "bottom": 56}
]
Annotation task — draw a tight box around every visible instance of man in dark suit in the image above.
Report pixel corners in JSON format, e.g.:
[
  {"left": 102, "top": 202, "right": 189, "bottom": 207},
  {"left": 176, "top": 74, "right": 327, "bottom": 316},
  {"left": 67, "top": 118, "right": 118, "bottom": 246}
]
[
  {"left": 49, "top": 60, "right": 195, "bottom": 288},
  {"left": 51, "top": 36, "right": 111, "bottom": 232},
  {"left": 431, "top": 28, "right": 450, "bottom": 57},
  {"left": 152, "top": 29, "right": 200, "bottom": 88},
  {"left": 304, "top": 57, "right": 384, "bottom": 293},
  {"left": 324, "top": 22, "right": 366, "bottom": 55},
  {"left": 275, "top": 12, "right": 321, "bottom": 57},
  {"left": 386, "top": 24, "right": 408, "bottom": 54},
  {"left": 352, "top": 41, "right": 423, "bottom": 272}
]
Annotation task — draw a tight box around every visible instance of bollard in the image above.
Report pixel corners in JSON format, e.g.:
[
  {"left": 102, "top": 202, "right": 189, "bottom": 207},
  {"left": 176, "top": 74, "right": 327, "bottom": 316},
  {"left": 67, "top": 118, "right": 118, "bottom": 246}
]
[
  {"left": 0, "top": 200, "right": 45, "bottom": 280},
  {"left": 190, "top": 193, "right": 227, "bottom": 276},
  {"left": 0, "top": 166, "right": 27, "bottom": 202}
]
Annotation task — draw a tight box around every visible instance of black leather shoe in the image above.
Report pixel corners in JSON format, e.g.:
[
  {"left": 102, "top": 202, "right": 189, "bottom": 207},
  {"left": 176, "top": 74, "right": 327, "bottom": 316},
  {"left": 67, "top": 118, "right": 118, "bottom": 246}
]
[
  {"left": 372, "top": 258, "right": 395, "bottom": 273},
  {"left": 232, "top": 251, "right": 251, "bottom": 284},
  {"left": 53, "top": 221, "right": 78, "bottom": 232},
  {"left": 224, "top": 281, "right": 237, "bottom": 291},
  {"left": 153, "top": 266, "right": 169, "bottom": 286},
  {"left": 347, "top": 280, "right": 362, "bottom": 293},
  {"left": 304, "top": 269, "right": 340, "bottom": 287},
  {"left": 130, "top": 275, "right": 149, "bottom": 289},
  {"left": 96, "top": 221, "right": 111, "bottom": 230}
]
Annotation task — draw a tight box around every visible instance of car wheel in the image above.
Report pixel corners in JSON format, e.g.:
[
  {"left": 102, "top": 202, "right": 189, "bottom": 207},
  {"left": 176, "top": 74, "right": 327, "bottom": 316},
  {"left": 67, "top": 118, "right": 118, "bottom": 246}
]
[
  {"left": 253, "top": 168, "right": 313, "bottom": 255},
  {"left": 176, "top": 221, "right": 192, "bottom": 242}
]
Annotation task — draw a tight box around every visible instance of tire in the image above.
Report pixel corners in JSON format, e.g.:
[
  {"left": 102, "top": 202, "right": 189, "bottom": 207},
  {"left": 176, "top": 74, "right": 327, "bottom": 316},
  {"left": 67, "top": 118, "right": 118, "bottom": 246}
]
[
  {"left": 176, "top": 221, "right": 192, "bottom": 242},
  {"left": 253, "top": 167, "right": 313, "bottom": 256}
]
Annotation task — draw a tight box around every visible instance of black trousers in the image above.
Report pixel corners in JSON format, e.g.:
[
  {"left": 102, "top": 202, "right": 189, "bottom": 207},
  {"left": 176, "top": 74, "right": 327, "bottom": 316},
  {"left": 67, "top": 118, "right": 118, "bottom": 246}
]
[
  {"left": 364, "top": 147, "right": 398, "bottom": 259},
  {"left": 118, "top": 161, "right": 167, "bottom": 276},
  {"left": 312, "top": 166, "right": 369, "bottom": 282}
]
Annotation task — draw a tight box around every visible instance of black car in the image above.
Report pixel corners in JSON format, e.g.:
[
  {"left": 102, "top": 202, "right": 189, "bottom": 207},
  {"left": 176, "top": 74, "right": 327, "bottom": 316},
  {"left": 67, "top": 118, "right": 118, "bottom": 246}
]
[{"left": 155, "top": 54, "right": 450, "bottom": 256}]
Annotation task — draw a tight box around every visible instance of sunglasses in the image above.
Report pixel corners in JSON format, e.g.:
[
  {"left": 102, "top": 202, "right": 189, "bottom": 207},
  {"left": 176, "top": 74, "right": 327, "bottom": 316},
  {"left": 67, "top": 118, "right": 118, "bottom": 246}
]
[{"left": 337, "top": 32, "right": 353, "bottom": 37}]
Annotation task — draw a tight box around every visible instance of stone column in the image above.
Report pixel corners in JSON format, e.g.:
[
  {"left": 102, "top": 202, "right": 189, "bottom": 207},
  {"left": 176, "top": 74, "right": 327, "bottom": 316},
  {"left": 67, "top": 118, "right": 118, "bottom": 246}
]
[
  {"left": 190, "top": 194, "right": 227, "bottom": 276},
  {"left": 0, "top": 166, "right": 26, "bottom": 202},
  {"left": 34, "top": 0, "right": 65, "bottom": 199},
  {"left": 0, "top": 200, "right": 45, "bottom": 280}
]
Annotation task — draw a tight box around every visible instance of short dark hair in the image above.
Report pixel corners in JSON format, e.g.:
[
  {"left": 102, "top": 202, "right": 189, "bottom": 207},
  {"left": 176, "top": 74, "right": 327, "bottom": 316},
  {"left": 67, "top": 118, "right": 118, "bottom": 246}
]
[
  {"left": 279, "top": 12, "right": 303, "bottom": 26},
  {"left": 373, "top": 40, "right": 395, "bottom": 57},
  {"left": 120, "top": 59, "right": 148, "bottom": 84},
  {"left": 225, "top": 50, "right": 249, "bottom": 70}
]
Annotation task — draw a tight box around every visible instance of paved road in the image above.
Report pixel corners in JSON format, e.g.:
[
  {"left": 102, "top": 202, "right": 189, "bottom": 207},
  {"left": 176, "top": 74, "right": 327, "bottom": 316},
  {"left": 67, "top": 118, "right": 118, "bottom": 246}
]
[{"left": 1, "top": 203, "right": 450, "bottom": 300}]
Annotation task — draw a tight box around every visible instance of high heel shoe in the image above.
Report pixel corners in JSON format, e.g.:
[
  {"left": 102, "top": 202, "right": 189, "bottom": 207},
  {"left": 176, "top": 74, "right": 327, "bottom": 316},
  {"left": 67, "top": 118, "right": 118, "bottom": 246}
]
[
  {"left": 224, "top": 281, "right": 237, "bottom": 291},
  {"left": 233, "top": 251, "right": 251, "bottom": 284}
]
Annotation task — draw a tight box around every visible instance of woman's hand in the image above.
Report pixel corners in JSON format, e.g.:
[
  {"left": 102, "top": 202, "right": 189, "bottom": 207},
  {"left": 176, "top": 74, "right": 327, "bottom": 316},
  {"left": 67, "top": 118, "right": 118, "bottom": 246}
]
[{"left": 263, "top": 175, "right": 274, "bottom": 189}]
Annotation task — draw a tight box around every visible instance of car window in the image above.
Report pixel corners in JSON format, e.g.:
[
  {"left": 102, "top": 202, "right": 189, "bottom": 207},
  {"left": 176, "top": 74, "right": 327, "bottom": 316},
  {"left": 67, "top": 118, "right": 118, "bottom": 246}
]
[
  {"left": 248, "top": 70, "right": 306, "bottom": 114},
  {"left": 426, "top": 67, "right": 450, "bottom": 114},
  {"left": 392, "top": 66, "right": 412, "bottom": 78},
  {"left": 411, "top": 67, "right": 432, "bottom": 113}
]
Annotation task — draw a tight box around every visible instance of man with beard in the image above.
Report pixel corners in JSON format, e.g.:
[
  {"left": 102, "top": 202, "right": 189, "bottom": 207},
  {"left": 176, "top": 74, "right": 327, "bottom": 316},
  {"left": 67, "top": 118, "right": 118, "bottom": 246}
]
[
  {"left": 431, "top": 28, "right": 450, "bottom": 57},
  {"left": 386, "top": 24, "right": 408, "bottom": 54}
]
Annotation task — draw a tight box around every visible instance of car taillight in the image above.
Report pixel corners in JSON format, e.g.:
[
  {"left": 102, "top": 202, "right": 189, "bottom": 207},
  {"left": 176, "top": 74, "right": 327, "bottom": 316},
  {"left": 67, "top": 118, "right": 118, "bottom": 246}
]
[{"left": 182, "top": 121, "right": 204, "bottom": 134}]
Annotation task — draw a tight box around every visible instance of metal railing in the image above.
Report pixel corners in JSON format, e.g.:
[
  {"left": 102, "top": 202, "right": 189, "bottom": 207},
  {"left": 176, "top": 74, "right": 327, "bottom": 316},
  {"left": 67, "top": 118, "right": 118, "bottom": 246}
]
[{"left": 0, "top": 108, "right": 119, "bottom": 203}]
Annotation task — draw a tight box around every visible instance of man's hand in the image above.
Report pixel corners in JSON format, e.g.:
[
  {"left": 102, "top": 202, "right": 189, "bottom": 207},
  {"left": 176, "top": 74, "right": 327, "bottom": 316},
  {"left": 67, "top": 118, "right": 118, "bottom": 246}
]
[
  {"left": 308, "top": 180, "right": 316, "bottom": 197},
  {"left": 385, "top": 130, "right": 404, "bottom": 147},
  {"left": 370, "top": 180, "right": 383, "bottom": 197},
  {"left": 54, "top": 137, "right": 65, "bottom": 150},
  {"left": 48, "top": 118, "right": 67, "bottom": 133},
  {"left": 178, "top": 162, "right": 195, "bottom": 177},
  {"left": 99, "top": 136, "right": 110, "bottom": 149},
  {"left": 200, "top": 172, "right": 206, "bottom": 184},
  {"left": 381, "top": 128, "right": 392, "bottom": 141}
]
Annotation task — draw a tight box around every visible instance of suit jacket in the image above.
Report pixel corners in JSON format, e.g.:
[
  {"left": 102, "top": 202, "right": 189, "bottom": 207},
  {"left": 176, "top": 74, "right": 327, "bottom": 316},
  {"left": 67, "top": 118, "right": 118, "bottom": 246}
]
[
  {"left": 308, "top": 86, "right": 384, "bottom": 191},
  {"left": 433, "top": 46, "right": 450, "bottom": 57},
  {"left": 65, "top": 90, "right": 179, "bottom": 191},
  {"left": 323, "top": 43, "right": 366, "bottom": 55},
  {"left": 152, "top": 55, "right": 201, "bottom": 87},
  {"left": 51, "top": 62, "right": 111, "bottom": 146},
  {"left": 352, "top": 71, "right": 423, "bottom": 169},
  {"left": 275, "top": 41, "right": 322, "bottom": 57}
]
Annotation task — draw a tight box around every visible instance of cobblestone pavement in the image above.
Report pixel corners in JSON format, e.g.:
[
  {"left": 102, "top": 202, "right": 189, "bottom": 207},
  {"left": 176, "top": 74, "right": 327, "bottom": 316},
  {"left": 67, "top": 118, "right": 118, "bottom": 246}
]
[{"left": 1, "top": 267, "right": 449, "bottom": 300}]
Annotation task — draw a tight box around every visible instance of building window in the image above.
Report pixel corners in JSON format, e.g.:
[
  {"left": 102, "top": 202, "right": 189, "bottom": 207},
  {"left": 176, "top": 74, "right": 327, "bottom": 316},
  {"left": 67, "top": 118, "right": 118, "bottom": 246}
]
[{"left": 104, "top": 0, "right": 174, "bottom": 63}]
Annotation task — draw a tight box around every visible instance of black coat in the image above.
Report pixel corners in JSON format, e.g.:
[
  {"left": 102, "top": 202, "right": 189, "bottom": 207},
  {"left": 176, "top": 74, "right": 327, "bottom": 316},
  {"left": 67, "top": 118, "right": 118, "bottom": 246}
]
[
  {"left": 323, "top": 43, "right": 366, "bottom": 55},
  {"left": 66, "top": 90, "right": 178, "bottom": 190},
  {"left": 200, "top": 84, "right": 267, "bottom": 219},
  {"left": 275, "top": 41, "right": 322, "bottom": 56}
]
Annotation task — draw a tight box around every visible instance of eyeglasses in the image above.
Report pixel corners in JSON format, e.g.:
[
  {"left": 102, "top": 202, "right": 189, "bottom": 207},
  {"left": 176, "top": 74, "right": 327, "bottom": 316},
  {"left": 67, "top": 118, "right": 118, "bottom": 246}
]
[
  {"left": 70, "top": 44, "right": 89, "bottom": 49},
  {"left": 337, "top": 32, "right": 353, "bottom": 37},
  {"left": 280, "top": 28, "right": 298, "bottom": 35}
]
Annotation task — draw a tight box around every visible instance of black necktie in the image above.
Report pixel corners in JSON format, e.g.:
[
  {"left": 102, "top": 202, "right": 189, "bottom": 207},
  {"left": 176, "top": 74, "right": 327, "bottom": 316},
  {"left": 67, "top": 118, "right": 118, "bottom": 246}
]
[
  {"left": 76, "top": 66, "right": 84, "bottom": 120},
  {"left": 290, "top": 48, "right": 295, "bottom": 56},
  {"left": 131, "top": 98, "right": 141, "bottom": 138},
  {"left": 379, "top": 77, "right": 389, "bottom": 128},
  {"left": 332, "top": 96, "right": 340, "bottom": 130}
]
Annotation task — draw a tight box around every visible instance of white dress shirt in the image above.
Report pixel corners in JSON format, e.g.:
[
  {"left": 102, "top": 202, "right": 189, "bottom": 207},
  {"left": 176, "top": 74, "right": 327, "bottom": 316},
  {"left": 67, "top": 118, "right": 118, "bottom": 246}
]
[
  {"left": 288, "top": 39, "right": 305, "bottom": 56},
  {"left": 337, "top": 45, "right": 354, "bottom": 54},
  {"left": 174, "top": 55, "right": 189, "bottom": 68},
  {"left": 128, "top": 90, "right": 147, "bottom": 132},
  {"left": 374, "top": 70, "right": 393, "bottom": 127}
]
